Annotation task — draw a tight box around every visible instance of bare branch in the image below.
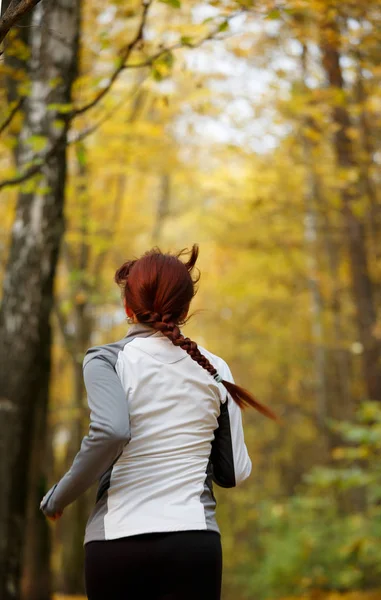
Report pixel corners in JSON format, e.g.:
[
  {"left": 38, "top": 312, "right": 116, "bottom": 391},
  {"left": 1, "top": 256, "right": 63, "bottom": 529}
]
[
  {"left": 68, "top": 74, "right": 148, "bottom": 145},
  {"left": 0, "top": 133, "right": 65, "bottom": 191},
  {"left": 0, "top": 160, "right": 42, "bottom": 190},
  {"left": 0, "top": 0, "right": 42, "bottom": 45},
  {"left": 72, "top": 1, "right": 152, "bottom": 118},
  {"left": 128, "top": 16, "right": 242, "bottom": 69},
  {"left": 0, "top": 78, "right": 145, "bottom": 189},
  {"left": 134, "top": 12, "right": 245, "bottom": 67},
  {"left": 71, "top": 8, "right": 242, "bottom": 119},
  {"left": 0, "top": 97, "right": 23, "bottom": 135},
  {"left": 0, "top": 8, "right": 244, "bottom": 191}
]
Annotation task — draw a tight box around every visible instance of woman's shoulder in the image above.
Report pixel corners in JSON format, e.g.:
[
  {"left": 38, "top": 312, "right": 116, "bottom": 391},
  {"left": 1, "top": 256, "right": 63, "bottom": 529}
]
[
  {"left": 197, "top": 344, "right": 233, "bottom": 382},
  {"left": 83, "top": 336, "right": 129, "bottom": 370}
]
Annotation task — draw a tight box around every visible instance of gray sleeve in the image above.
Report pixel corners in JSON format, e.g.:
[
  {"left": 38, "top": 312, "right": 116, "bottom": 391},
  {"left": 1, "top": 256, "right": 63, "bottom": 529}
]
[
  {"left": 210, "top": 362, "right": 252, "bottom": 488},
  {"left": 40, "top": 352, "right": 130, "bottom": 516}
]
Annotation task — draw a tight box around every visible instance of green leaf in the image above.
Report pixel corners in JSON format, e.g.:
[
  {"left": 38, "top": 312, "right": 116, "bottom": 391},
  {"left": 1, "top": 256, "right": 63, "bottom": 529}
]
[
  {"left": 159, "top": 0, "right": 181, "bottom": 8},
  {"left": 151, "top": 50, "right": 175, "bottom": 82},
  {"left": 47, "top": 102, "right": 73, "bottom": 114},
  {"left": 48, "top": 76, "right": 63, "bottom": 89},
  {"left": 53, "top": 119, "right": 65, "bottom": 134},
  {"left": 265, "top": 9, "right": 281, "bottom": 20},
  {"left": 4, "top": 136, "right": 18, "bottom": 150},
  {"left": 218, "top": 20, "right": 229, "bottom": 33},
  {"left": 20, "top": 179, "right": 39, "bottom": 194},
  {"left": 76, "top": 144, "right": 87, "bottom": 168},
  {"left": 114, "top": 56, "right": 124, "bottom": 70},
  {"left": 27, "top": 135, "right": 47, "bottom": 152},
  {"left": 180, "top": 36, "right": 193, "bottom": 46},
  {"left": 37, "top": 185, "right": 52, "bottom": 195},
  {"left": 152, "top": 66, "right": 163, "bottom": 82},
  {"left": 162, "top": 50, "right": 174, "bottom": 68}
]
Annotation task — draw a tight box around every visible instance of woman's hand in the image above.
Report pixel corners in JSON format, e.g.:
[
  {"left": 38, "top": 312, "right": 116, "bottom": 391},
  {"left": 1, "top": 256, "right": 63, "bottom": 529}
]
[
  {"left": 45, "top": 511, "right": 63, "bottom": 522},
  {"left": 40, "top": 487, "right": 63, "bottom": 521}
]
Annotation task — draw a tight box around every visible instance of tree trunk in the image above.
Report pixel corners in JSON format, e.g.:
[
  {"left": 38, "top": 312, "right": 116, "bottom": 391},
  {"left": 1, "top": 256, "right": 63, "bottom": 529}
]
[
  {"left": 355, "top": 58, "right": 381, "bottom": 266},
  {"left": 0, "top": 1, "right": 80, "bottom": 598},
  {"left": 21, "top": 343, "right": 53, "bottom": 600},
  {"left": 152, "top": 173, "right": 170, "bottom": 243},
  {"left": 299, "top": 42, "right": 351, "bottom": 458},
  {"left": 57, "top": 146, "right": 93, "bottom": 594},
  {"left": 59, "top": 361, "right": 89, "bottom": 595},
  {"left": 299, "top": 69, "right": 329, "bottom": 440},
  {"left": 320, "top": 13, "right": 381, "bottom": 402},
  {"left": 60, "top": 311, "right": 91, "bottom": 595}
]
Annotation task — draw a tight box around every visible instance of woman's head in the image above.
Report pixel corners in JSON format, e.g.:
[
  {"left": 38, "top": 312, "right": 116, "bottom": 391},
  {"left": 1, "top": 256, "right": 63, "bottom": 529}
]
[
  {"left": 115, "top": 245, "right": 199, "bottom": 327},
  {"left": 115, "top": 245, "right": 276, "bottom": 420}
]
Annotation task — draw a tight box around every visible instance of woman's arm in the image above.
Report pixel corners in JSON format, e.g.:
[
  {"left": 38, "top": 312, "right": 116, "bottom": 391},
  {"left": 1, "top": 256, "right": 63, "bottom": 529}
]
[
  {"left": 210, "top": 362, "right": 252, "bottom": 488},
  {"left": 40, "top": 350, "right": 130, "bottom": 517}
]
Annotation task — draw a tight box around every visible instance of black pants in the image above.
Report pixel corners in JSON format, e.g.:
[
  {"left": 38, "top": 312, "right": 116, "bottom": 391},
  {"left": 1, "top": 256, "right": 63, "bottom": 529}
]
[{"left": 85, "top": 530, "right": 222, "bottom": 600}]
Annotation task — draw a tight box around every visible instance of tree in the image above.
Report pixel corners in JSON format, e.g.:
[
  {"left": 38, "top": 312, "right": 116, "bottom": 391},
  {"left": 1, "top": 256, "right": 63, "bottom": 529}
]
[
  {"left": 0, "top": 2, "right": 80, "bottom": 598},
  {"left": 318, "top": 1, "right": 381, "bottom": 402}
]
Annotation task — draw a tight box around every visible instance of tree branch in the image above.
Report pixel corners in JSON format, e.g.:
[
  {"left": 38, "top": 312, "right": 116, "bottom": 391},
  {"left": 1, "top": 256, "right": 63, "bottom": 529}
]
[
  {"left": 72, "top": 0, "right": 152, "bottom": 118},
  {"left": 71, "top": 6, "right": 242, "bottom": 120},
  {"left": 0, "top": 0, "right": 42, "bottom": 45},
  {"left": 0, "top": 133, "right": 65, "bottom": 191},
  {"left": 0, "top": 97, "right": 23, "bottom": 135},
  {"left": 0, "top": 160, "right": 42, "bottom": 190},
  {"left": 0, "top": 9, "right": 243, "bottom": 191},
  {"left": 125, "top": 19, "right": 239, "bottom": 70},
  {"left": 68, "top": 74, "right": 148, "bottom": 145}
]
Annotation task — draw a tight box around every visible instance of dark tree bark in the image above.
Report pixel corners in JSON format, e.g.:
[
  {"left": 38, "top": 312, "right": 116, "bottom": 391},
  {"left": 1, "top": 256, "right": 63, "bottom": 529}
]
[
  {"left": 0, "top": 0, "right": 42, "bottom": 45},
  {"left": 296, "top": 40, "right": 354, "bottom": 452},
  {"left": 58, "top": 148, "right": 93, "bottom": 594},
  {"left": 320, "top": 12, "right": 381, "bottom": 402},
  {"left": 0, "top": 1, "right": 80, "bottom": 598},
  {"left": 354, "top": 58, "right": 381, "bottom": 266},
  {"left": 152, "top": 173, "right": 171, "bottom": 243},
  {"left": 2, "top": 5, "right": 53, "bottom": 600},
  {"left": 300, "top": 46, "right": 329, "bottom": 440},
  {"left": 20, "top": 342, "right": 53, "bottom": 600}
]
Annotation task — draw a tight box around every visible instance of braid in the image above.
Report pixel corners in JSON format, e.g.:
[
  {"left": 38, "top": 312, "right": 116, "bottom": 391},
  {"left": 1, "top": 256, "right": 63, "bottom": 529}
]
[
  {"left": 154, "top": 317, "right": 217, "bottom": 377},
  {"left": 147, "top": 313, "right": 277, "bottom": 421}
]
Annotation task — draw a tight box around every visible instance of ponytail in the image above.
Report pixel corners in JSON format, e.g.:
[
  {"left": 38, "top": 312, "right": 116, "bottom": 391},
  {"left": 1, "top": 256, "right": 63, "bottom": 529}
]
[{"left": 219, "top": 379, "right": 277, "bottom": 419}]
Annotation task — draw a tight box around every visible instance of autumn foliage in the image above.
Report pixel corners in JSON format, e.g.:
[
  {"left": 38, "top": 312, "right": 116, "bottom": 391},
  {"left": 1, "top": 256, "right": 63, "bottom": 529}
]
[{"left": 1, "top": 0, "right": 380, "bottom": 599}]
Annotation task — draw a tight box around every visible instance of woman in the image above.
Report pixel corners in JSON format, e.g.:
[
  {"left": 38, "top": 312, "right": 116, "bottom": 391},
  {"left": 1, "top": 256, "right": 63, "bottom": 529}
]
[{"left": 40, "top": 245, "right": 275, "bottom": 600}]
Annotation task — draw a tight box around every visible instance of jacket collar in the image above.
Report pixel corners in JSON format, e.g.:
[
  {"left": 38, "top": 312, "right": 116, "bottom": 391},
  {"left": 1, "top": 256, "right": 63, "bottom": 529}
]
[
  {"left": 125, "top": 323, "right": 164, "bottom": 339},
  {"left": 124, "top": 322, "right": 188, "bottom": 363}
]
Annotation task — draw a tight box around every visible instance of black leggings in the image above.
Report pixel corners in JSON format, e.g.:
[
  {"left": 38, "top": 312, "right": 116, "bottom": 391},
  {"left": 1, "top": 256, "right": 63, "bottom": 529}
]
[{"left": 85, "top": 530, "right": 222, "bottom": 600}]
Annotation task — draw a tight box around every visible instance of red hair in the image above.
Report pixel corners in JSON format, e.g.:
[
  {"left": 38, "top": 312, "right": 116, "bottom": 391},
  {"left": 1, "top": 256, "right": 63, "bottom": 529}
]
[{"left": 115, "top": 245, "right": 276, "bottom": 420}]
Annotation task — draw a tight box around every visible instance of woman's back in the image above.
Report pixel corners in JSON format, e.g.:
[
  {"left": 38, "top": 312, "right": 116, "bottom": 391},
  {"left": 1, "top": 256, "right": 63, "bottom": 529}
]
[{"left": 84, "top": 323, "right": 251, "bottom": 543}]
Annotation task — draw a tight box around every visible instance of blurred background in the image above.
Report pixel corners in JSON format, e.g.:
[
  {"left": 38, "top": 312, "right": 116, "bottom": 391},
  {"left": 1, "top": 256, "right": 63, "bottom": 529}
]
[{"left": 0, "top": 0, "right": 380, "bottom": 599}]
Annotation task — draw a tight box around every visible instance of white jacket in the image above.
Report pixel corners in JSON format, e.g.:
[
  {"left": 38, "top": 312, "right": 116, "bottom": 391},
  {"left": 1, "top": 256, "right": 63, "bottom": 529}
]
[{"left": 40, "top": 323, "right": 252, "bottom": 544}]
